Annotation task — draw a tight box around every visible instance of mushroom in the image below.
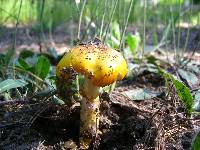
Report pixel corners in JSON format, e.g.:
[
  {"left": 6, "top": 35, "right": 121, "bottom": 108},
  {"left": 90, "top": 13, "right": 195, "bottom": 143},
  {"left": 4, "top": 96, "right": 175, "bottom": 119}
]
[{"left": 56, "top": 41, "right": 128, "bottom": 149}]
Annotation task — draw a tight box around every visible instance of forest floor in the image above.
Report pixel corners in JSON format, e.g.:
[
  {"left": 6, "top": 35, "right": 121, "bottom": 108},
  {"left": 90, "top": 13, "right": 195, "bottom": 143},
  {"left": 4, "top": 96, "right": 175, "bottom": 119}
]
[{"left": 1, "top": 72, "right": 199, "bottom": 149}]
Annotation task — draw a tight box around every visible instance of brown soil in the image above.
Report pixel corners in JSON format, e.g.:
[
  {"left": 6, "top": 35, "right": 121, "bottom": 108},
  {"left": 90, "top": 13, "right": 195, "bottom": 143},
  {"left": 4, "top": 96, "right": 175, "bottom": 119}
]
[{"left": 0, "top": 74, "right": 198, "bottom": 150}]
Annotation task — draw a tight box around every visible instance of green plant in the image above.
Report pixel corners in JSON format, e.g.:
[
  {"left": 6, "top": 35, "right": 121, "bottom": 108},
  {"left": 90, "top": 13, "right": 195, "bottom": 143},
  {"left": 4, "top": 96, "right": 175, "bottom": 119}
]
[
  {"left": 126, "top": 32, "right": 141, "bottom": 58},
  {"left": 0, "top": 48, "right": 56, "bottom": 100}
]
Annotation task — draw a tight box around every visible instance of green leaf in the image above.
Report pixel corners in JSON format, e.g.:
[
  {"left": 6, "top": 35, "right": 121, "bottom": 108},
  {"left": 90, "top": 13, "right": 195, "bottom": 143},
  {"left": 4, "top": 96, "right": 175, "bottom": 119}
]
[
  {"left": 19, "top": 49, "right": 34, "bottom": 59},
  {"left": 172, "top": 78, "right": 193, "bottom": 116},
  {"left": 18, "top": 49, "right": 38, "bottom": 70},
  {"left": 192, "top": 131, "right": 200, "bottom": 150},
  {"left": 25, "top": 54, "right": 38, "bottom": 67},
  {"left": 122, "top": 88, "right": 161, "bottom": 101},
  {"left": 112, "top": 21, "right": 120, "bottom": 40},
  {"left": 178, "top": 69, "right": 198, "bottom": 88},
  {"left": 0, "top": 53, "right": 5, "bottom": 64},
  {"left": 17, "top": 58, "right": 30, "bottom": 70},
  {"left": 158, "top": 68, "right": 193, "bottom": 116},
  {"left": 0, "top": 79, "right": 28, "bottom": 93},
  {"left": 126, "top": 33, "right": 140, "bottom": 54},
  {"left": 146, "top": 55, "right": 158, "bottom": 64},
  {"left": 34, "top": 55, "right": 50, "bottom": 79},
  {"left": 193, "top": 90, "right": 200, "bottom": 111},
  {"left": 51, "top": 96, "right": 65, "bottom": 105}
]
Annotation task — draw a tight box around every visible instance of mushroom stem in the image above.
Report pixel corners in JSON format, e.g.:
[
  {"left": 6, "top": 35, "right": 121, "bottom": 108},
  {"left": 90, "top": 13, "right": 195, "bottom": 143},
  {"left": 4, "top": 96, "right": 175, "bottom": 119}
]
[{"left": 80, "top": 77, "right": 100, "bottom": 149}]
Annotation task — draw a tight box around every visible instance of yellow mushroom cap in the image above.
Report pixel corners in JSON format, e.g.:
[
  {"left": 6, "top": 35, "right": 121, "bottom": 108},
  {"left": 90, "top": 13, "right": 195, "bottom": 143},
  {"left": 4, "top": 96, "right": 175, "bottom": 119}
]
[{"left": 56, "top": 44, "right": 128, "bottom": 87}]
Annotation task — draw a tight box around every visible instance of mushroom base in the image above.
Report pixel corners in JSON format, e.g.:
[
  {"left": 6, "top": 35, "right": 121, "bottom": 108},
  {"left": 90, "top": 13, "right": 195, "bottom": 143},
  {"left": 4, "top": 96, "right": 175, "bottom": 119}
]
[{"left": 80, "top": 96, "right": 100, "bottom": 149}]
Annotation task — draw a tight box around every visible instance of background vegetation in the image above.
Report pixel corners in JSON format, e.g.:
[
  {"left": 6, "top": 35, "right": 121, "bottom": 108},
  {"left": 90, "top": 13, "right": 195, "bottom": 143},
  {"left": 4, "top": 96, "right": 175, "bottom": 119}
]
[{"left": 0, "top": 0, "right": 200, "bottom": 149}]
